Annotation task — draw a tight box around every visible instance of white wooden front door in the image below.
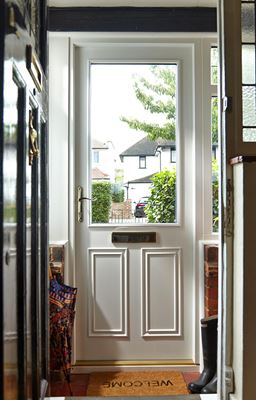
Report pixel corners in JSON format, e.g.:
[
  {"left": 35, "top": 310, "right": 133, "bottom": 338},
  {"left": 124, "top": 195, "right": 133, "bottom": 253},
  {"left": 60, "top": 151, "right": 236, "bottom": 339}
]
[{"left": 74, "top": 39, "right": 195, "bottom": 364}]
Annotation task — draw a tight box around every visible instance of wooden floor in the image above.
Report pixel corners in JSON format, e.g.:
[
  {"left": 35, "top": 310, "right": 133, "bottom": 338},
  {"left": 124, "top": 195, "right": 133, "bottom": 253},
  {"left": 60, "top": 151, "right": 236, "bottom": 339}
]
[{"left": 48, "top": 372, "right": 200, "bottom": 397}]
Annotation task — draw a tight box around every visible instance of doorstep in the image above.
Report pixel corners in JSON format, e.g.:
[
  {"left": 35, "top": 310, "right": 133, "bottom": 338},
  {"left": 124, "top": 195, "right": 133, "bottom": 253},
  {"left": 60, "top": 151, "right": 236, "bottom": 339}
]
[{"left": 45, "top": 395, "right": 217, "bottom": 400}]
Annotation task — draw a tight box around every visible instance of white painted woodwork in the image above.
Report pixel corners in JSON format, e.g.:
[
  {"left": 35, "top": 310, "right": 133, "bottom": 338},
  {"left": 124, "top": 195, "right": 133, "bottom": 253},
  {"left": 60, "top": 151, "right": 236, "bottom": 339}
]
[
  {"left": 230, "top": 162, "right": 256, "bottom": 400},
  {"left": 231, "top": 163, "right": 244, "bottom": 400},
  {"left": 141, "top": 248, "right": 181, "bottom": 337},
  {"left": 49, "top": 34, "right": 218, "bottom": 367},
  {"left": 46, "top": 2, "right": 256, "bottom": 395},
  {"left": 74, "top": 38, "right": 195, "bottom": 362},
  {"left": 88, "top": 248, "right": 128, "bottom": 337},
  {"left": 48, "top": 37, "right": 69, "bottom": 242}
]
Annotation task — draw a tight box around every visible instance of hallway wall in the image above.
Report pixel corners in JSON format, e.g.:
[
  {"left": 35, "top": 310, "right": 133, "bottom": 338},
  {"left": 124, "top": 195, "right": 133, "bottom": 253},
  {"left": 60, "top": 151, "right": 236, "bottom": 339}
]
[{"left": 49, "top": 37, "right": 70, "bottom": 242}]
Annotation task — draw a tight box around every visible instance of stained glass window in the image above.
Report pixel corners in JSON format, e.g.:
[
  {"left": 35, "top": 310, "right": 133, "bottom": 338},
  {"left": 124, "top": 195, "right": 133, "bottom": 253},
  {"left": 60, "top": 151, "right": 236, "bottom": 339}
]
[{"left": 242, "top": 0, "right": 256, "bottom": 141}]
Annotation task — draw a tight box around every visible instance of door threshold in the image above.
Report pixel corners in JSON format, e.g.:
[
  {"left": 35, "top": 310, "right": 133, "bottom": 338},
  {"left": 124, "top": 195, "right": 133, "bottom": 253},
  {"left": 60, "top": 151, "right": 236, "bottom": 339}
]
[
  {"left": 74, "top": 365, "right": 199, "bottom": 373},
  {"left": 45, "top": 395, "right": 217, "bottom": 400},
  {"left": 74, "top": 359, "right": 199, "bottom": 373},
  {"left": 75, "top": 359, "right": 195, "bottom": 366}
]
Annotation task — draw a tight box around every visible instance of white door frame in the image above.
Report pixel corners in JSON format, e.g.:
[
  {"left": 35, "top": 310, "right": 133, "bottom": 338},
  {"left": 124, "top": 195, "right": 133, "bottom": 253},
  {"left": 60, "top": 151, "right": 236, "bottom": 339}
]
[
  {"left": 48, "top": 3, "right": 256, "bottom": 393},
  {"left": 48, "top": 31, "right": 218, "bottom": 374},
  {"left": 74, "top": 38, "right": 195, "bottom": 366},
  {"left": 61, "top": 33, "right": 217, "bottom": 370}
]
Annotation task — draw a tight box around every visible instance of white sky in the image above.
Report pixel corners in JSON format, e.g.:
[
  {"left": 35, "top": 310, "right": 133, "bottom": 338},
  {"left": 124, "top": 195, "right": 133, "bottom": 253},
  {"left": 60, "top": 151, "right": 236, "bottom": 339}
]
[{"left": 90, "top": 64, "right": 177, "bottom": 156}]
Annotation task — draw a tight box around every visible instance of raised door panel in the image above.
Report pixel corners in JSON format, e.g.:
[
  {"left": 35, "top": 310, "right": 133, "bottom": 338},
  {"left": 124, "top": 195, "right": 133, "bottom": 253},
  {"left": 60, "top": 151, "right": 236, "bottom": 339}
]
[
  {"left": 141, "top": 248, "right": 181, "bottom": 337},
  {"left": 1, "top": 2, "right": 48, "bottom": 399}
]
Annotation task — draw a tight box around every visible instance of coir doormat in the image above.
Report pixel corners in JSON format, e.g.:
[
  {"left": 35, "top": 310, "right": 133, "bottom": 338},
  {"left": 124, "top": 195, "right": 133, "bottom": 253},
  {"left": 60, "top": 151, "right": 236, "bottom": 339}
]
[{"left": 87, "top": 371, "right": 189, "bottom": 396}]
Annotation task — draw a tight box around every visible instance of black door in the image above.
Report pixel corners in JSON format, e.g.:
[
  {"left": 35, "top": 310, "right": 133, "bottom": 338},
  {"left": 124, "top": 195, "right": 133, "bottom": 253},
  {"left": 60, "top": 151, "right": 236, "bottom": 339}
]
[{"left": 0, "top": 2, "right": 48, "bottom": 399}]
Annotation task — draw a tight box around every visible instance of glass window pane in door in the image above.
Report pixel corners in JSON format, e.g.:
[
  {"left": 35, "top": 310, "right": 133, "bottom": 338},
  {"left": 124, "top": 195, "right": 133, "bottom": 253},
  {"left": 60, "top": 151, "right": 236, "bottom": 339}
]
[
  {"left": 242, "top": 0, "right": 256, "bottom": 142},
  {"left": 90, "top": 63, "right": 178, "bottom": 225},
  {"left": 242, "top": 86, "right": 256, "bottom": 126},
  {"left": 242, "top": 45, "right": 256, "bottom": 84},
  {"left": 243, "top": 127, "right": 256, "bottom": 141},
  {"left": 242, "top": 3, "right": 255, "bottom": 42},
  {"left": 211, "top": 47, "right": 218, "bottom": 85},
  {"left": 211, "top": 97, "right": 219, "bottom": 233}
]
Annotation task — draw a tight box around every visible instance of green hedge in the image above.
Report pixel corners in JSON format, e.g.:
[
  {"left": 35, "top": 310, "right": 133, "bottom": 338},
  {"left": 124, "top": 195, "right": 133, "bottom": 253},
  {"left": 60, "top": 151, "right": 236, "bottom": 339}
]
[
  {"left": 92, "top": 181, "right": 112, "bottom": 223},
  {"left": 145, "top": 169, "right": 176, "bottom": 223},
  {"left": 212, "top": 159, "right": 219, "bottom": 232},
  {"left": 111, "top": 183, "right": 124, "bottom": 203}
]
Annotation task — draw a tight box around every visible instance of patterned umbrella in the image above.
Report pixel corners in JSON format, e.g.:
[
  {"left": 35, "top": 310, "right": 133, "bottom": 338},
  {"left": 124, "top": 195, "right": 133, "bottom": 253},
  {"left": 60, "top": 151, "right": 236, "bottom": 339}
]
[{"left": 49, "top": 278, "right": 77, "bottom": 395}]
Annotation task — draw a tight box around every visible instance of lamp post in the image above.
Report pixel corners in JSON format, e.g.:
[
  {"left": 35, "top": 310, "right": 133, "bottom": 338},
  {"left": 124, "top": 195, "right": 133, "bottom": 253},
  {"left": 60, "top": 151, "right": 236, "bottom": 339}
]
[{"left": 156, "top": 149, "right": 162, "bottom": 171}]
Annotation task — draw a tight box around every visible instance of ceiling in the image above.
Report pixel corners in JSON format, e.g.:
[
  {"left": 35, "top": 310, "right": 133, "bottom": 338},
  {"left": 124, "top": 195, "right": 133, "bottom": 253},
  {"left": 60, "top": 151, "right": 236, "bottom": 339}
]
[{"left": 49, "top": 0, "right": 217, "bottom": 7}]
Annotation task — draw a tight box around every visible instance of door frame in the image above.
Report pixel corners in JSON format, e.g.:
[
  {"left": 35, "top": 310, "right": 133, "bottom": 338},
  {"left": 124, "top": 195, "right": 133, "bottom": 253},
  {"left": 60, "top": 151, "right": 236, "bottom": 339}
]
[
  {"left": 54, "top": 33, "right": 217, "bottom": 370},
  {"left": 74, "top": 41, "right": 196, "bottom": 364},
  {"left": 47, "top": 2, "right": 256, "bottom": 397}
]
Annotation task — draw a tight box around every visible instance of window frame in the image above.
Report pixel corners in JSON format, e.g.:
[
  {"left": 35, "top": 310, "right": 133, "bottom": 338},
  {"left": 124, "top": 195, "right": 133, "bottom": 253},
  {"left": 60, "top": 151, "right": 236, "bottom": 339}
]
[
  {"left": 93, "top": 150, "right": 99, "bottom": 163},
  {"left": 81, "top": 46, "right": 186, "bottom": 228},
  {"left": 201, "top": 40, "right": 219, "bottom": 239},
  {"left": 139, "top": 155, "right": 146, "bottom": 169},
  {"left": 170, "top": 147, "right": 176, "bottom": 163}
]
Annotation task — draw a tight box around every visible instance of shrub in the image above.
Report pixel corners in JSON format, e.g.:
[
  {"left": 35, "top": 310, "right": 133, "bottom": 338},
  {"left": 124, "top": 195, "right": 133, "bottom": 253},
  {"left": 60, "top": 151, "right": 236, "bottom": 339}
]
[
  {"left": 212, "top": 159, "right": 219, "bottom": 232},
  {"left": 144, "top": 161, "right": 219, "bottom": 228},
  {"left": 111, "top": 184, "right": 125, "bottom": 203},
  {"left": 92, "top": 181, "right": 112, "bottom": 223},
  {"left": 145, "top": 169, "right": 176, "bottom": 223}
]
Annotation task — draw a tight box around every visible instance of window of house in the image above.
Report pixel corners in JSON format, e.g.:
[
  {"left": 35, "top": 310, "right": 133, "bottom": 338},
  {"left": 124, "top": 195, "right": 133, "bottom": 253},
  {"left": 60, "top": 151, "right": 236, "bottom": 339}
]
[
  {"left": 139, "top": 156, "right": 146, "bottom": 169},
  {"left": 93, "top": 150, "right": 99, "bottom": 163},
  {"left": 170, "top": 148, "right": 176, "bottom": 163}
]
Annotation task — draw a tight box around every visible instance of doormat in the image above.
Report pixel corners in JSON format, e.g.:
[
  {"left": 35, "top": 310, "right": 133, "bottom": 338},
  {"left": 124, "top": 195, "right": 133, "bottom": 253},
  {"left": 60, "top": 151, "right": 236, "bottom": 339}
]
[{"left": 87, "top": 371, "right": 189, "bottom": 396}]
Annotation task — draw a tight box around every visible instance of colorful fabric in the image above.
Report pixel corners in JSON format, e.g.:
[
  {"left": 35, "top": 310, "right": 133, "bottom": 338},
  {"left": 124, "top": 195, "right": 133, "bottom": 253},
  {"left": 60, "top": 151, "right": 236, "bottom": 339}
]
[{"left": 49, "top": 279, "right": 77, "bottom": 382}]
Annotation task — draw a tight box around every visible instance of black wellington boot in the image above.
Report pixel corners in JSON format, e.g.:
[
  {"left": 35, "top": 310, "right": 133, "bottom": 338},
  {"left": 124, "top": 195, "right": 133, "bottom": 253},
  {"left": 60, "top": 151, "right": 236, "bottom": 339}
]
[
  {"left": 188, "top": 315, "right": 218, "bottom": 393},
  {"left": 201, "top": 373, "right": 217, "bottom": 393}
]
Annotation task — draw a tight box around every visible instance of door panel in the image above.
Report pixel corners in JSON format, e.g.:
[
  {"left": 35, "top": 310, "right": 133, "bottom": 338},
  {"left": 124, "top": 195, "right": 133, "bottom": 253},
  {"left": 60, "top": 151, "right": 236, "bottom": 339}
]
[
  {"left": 1, "top": 2, "right": 48, "bottom": 398},
  {"left": 75, "top": 42, "right": 194, "bottom": 363},
  {"left": 88, "top": 248, "right": 128, "bottom": 337},
  {"left": 3, "top": 65, "right": 20, "bottom": 400},
  {"left": 141, "top": 248, "right": 181, "bottom": 337}
]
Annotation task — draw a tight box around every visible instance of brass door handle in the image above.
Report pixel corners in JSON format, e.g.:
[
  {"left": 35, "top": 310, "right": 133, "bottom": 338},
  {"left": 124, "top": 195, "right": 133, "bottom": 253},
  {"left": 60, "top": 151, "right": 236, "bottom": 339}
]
[{"left": 29, "top": 110, "right": 39, "bottom": 165}]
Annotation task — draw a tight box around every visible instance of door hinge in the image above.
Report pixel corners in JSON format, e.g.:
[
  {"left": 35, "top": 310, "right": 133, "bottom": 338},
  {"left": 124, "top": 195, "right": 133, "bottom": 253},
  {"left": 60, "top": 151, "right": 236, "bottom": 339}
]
[
  {"left": 77, "top": 186, "right": 91, "bottom": 223},
  {"left": 8, "top": 5, "right": 20, "bottom": 38},
  {"left": 225, "top": 366, "right": 234, "bottom": 395},
  {"left": 222, "top": 96, "right": 232, "bottom": 113},
  {"left": 224, "top": 178, "right": 233, "bottom": 237}
]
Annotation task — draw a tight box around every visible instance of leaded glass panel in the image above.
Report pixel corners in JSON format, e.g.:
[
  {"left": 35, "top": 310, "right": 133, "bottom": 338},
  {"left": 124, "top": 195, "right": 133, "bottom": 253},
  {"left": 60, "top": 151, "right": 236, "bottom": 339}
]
[
  {"left": 242, "top": 45, "right": 255, "bottom": 84},
  {"left": 242, "top": 86, "right": 256, "bottom": 126},
  {"left": 242, "top": 3, "right": 255, "bottom": 42},
  {"left": 242, "top": 0, "right": 256, "bottom": 142},
  {"left": 243, "top": 128, "right": 256, "bottom": 141}
]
